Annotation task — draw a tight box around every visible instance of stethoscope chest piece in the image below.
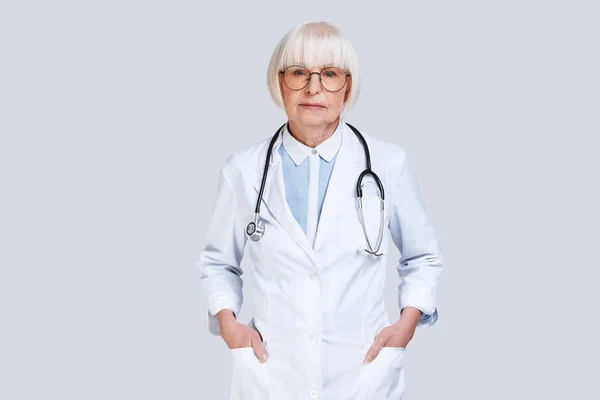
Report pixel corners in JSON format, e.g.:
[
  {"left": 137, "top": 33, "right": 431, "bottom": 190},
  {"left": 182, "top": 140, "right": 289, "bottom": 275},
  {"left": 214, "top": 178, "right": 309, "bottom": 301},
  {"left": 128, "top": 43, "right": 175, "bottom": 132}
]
[{"left": 246, "top": 213, "right": 265, "bottom": 241}]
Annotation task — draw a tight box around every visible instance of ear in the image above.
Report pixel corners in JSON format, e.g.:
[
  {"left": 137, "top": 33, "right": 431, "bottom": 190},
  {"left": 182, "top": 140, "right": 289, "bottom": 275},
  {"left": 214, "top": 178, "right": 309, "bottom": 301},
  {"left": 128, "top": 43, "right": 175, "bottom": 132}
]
[
  {"left": 278, "top": 73, "right": 284, "bottom": 95},
  {"left": 343, "top": 77, "right": 352, "bottom": 102},
  {"left": 343, "top": 87, "right": 351, "bottom": 103}
]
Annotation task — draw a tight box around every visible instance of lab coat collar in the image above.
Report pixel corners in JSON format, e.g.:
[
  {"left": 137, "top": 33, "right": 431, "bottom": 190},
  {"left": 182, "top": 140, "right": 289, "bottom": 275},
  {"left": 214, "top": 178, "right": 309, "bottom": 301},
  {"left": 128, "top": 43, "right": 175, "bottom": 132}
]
[
  {"left": 281, "top": 120, "right": 343, "bottom": 165},
  {"left": 253, "top": 120, "right": 362, "bottom": 264}
]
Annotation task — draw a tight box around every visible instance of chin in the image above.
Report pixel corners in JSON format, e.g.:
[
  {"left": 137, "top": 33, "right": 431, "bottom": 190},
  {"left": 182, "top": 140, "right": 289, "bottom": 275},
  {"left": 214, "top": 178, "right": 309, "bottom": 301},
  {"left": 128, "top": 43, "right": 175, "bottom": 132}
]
[{"left": 296, "top": 113, "right": 336, "bottom": 125}]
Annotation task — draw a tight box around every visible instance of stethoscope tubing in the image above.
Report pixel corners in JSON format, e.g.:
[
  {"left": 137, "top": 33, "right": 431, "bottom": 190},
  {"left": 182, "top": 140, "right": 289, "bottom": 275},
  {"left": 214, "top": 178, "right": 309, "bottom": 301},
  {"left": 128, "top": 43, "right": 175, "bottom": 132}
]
[{"left": 248, "top": 122, "right": 385, "bottom": 255}]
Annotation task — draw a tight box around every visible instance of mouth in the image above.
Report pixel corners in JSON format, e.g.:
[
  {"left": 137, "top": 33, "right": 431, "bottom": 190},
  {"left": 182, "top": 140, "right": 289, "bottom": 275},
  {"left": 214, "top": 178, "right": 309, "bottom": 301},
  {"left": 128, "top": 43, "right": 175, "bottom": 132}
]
[{"left": 299, "top": 103, "right": 326, "bottom": 109}]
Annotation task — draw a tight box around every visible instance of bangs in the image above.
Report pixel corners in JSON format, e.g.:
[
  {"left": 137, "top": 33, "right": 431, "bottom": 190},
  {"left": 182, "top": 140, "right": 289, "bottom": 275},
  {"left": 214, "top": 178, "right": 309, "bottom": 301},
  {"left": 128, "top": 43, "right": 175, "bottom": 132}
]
[{"left": 278, "top": 24, "right": 352, "bottom": 71}]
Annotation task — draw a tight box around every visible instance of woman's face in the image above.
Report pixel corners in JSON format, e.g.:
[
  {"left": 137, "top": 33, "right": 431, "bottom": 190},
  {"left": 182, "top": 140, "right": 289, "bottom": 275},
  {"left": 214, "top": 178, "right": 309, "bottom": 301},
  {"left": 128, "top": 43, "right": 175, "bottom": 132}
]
[{"left": 279, "top": 65, "right": 351, "bottom": 127}]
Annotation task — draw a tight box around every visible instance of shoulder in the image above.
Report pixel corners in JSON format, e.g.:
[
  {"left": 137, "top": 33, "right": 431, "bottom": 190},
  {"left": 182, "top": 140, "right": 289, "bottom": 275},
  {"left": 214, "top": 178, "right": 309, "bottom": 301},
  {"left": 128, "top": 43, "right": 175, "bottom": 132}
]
[
  {"left": 353, "top": 128, "right": 409, "bottom": 176},
  {"left": 362, "top": 133, "right": 406, "bottom": 158},
  {"left": 219, "top": 135, "right": 273, "bottom": 184}
]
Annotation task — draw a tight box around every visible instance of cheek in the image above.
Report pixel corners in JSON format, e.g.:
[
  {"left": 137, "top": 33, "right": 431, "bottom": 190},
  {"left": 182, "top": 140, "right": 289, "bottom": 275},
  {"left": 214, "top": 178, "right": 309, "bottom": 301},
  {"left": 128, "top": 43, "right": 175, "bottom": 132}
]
[
  {"left": 327, "top": 92, "right": 347, "bottom": 110},
  {"left": 281, "top": 90, "right": 298, "bottom": 111}
]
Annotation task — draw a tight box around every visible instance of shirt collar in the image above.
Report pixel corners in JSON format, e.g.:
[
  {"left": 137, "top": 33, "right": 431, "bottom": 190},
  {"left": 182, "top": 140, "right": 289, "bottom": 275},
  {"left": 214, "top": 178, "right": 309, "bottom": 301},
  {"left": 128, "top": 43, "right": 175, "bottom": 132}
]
[{"left": 282, "top": 119, "right": 343, "bottom": 166}]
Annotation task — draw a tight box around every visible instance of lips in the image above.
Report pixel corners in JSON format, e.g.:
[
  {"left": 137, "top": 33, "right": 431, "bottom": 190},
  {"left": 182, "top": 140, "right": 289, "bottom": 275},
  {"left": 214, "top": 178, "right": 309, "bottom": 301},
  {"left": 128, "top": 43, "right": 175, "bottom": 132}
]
[{"left": 300, "top": 103, "right": 325, "bottom": 108}]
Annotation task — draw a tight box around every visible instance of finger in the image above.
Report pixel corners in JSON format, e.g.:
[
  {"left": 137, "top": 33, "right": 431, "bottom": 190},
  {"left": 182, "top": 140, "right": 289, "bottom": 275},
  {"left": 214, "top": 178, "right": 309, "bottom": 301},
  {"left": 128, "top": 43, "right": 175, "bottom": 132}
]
[
  {"left": 251, "top": 334, "right": 268, "bottom": 363},
  {"left": 364, "top": 333, "right": 388, "bottom": 363},
  {"left": 364, "top": 343, "right": 383, "bottom": 363}
]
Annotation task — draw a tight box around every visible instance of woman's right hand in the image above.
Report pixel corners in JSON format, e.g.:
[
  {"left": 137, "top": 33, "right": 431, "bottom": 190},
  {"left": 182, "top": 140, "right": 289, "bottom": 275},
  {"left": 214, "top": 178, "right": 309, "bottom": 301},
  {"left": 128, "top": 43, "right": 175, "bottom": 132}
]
[{"left": 216, "top": 309, "right": 268, "bottom": 362}]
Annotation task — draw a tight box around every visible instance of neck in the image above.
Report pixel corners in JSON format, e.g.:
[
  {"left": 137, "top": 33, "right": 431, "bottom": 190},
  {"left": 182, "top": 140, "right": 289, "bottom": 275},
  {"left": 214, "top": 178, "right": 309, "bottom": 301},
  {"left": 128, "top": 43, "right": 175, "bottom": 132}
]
[{"left": 287, "top": 117, "right": 340, "bottom": 148}]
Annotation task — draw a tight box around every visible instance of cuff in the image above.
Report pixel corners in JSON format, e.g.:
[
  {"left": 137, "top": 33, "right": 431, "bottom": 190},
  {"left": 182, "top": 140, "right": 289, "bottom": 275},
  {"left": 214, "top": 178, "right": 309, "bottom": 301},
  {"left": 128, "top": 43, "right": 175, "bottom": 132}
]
[
  {"left": 401, "top": 304, "right": 438, "bottom": 327},
  {"left": 399, "top": 288, "right": 438, "bottom": 328},
  {"left": 206, "top": 297, "right": 241, "bottom": 336}
]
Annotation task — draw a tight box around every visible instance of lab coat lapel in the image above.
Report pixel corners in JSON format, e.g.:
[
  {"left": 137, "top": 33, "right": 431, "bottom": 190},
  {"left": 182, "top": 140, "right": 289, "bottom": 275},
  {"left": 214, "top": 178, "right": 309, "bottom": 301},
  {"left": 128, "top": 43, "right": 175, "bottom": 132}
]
[
  {"left": 253, "top": 143, "right": 317, "bottom": 265},
  {"left": 313, "top": 124, "right": 362, "bottom": 252}
]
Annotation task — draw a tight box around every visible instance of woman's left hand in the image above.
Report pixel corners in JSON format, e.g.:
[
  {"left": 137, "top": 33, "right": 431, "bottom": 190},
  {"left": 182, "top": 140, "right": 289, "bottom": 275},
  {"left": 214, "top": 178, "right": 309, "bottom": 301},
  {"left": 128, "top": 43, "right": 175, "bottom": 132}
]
[{"left": 363, "top": 307, "right": 421, "bottom": 363}]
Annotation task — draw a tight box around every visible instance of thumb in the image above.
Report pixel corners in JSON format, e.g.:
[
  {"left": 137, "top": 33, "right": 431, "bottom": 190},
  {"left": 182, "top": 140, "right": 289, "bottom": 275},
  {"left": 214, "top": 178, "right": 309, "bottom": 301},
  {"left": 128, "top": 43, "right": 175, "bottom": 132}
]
[
  {"left": 364, "top": 335, "right": 386, "bottom": 363},
  {"left": 364, "top": 343, "right": 383, "bottom": 363},
  {"left": 251, "top": 335, "right": 268, "bottom": 363}
]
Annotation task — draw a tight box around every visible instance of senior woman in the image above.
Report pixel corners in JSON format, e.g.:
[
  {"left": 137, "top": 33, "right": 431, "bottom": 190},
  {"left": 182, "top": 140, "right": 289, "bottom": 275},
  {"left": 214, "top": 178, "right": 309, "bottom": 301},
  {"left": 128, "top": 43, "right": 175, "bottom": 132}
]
[{"left": 197, "top": 21, "right": 444, "bottom": 400}]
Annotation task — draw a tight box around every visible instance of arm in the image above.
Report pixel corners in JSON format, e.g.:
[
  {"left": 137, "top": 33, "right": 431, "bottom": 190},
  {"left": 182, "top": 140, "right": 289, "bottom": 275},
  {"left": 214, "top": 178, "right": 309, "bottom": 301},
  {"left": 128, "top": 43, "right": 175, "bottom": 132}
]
[
  {"left": 388, "top": 147, "right": 444, "bottom": 328},
  {"left": 196, "top": 162, "right": 247, "bottom": 336},
  {"left": 363, "top": 148, "right": 444, "bottom": 361}
]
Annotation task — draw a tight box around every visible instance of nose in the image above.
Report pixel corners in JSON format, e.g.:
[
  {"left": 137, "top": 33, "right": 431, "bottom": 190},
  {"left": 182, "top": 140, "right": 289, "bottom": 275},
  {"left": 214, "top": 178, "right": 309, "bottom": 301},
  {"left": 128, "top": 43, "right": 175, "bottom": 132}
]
[{"left": 305, "top": 72, "right": 321, "bottom": 94}]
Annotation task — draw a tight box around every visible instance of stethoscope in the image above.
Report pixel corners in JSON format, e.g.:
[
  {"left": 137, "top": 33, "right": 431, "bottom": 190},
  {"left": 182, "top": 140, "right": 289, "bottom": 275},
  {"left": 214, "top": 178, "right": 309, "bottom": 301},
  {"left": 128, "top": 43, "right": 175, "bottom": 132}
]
[{"left": 245, "top": 122, "right": 385, "bottom": 256}]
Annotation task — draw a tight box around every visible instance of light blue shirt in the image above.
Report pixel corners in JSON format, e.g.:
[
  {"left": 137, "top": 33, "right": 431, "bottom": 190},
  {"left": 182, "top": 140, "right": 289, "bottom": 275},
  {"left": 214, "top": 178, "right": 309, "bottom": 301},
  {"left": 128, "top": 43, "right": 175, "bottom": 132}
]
[{"left": 278, "top": 121, "right": 343, "bottom": 236}]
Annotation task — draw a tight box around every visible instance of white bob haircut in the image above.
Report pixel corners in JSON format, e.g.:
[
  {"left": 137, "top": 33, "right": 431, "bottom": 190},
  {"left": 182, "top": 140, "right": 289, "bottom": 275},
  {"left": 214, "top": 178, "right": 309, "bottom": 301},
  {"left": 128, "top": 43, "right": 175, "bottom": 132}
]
[{"left": 266, "top": 21, "right": 361, "bottom": 112}]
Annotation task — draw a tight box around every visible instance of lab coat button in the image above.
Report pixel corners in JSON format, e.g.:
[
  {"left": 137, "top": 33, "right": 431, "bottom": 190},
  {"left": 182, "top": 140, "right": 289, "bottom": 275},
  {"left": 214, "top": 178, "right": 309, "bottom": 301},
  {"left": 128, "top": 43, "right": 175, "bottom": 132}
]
[
  {"left": 310, "top": 390, "right": 318, "bottom": 398},
  {"left": 308, "top": 332, "right": 317, "bottom": 343},
  {"left": 308, "top": 272, "right": 317, "bottom": 280}
]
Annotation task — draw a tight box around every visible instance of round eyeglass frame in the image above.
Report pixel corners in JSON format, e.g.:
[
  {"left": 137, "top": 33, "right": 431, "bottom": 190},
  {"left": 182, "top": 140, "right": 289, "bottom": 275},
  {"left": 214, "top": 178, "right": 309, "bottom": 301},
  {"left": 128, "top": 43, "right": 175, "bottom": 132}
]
[{"left": 279, "top": 65, "right": 351, "bottom": 92}]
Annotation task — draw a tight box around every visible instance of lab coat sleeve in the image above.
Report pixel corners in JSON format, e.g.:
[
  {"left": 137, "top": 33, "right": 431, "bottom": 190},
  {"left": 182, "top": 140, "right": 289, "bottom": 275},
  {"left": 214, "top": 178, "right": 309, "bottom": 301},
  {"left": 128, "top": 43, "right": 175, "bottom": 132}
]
[
  {"left": 388, "top": 147, "right": 444, "bottom": 328},
  {"left": 196, "top": 162, "right": 247, "bottom": 336}
]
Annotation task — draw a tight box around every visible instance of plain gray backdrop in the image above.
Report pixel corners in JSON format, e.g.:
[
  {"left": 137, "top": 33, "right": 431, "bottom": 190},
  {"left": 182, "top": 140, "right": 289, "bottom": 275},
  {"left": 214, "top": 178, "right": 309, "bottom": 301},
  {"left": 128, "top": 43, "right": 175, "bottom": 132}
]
[{"left": 1, "top": 1, "right": 599, "bottom": 399}]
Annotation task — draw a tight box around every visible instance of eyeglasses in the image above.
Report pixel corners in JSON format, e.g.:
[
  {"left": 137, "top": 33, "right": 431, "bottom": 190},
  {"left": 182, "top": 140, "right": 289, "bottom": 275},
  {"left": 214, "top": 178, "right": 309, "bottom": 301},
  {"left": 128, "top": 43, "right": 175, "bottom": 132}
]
[{"left": 279, "top": 65, "right": 350, "bottom": 92}]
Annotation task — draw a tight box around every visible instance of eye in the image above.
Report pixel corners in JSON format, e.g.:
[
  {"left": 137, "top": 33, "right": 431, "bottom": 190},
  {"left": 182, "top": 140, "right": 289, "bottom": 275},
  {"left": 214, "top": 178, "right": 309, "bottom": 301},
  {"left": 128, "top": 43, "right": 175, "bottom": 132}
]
[{"left": 292, "top": 68, "right": 308, "bottom": 76}]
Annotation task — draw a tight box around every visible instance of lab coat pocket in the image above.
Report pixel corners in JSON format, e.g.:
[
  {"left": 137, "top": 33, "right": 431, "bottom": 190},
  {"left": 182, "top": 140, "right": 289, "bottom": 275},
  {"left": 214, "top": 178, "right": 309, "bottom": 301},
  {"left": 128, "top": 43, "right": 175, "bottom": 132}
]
[
  {"left": 229, "top": 347, "right": 270, "bottom": 400},
  {"left": 358, "top": 347, "right": 406, "bottom": 399}
]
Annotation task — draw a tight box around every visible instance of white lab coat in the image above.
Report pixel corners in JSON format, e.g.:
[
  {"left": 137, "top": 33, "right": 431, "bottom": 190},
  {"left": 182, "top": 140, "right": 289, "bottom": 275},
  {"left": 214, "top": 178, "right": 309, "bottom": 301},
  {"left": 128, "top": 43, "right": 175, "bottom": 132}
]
[{"left": 197, "top": 122, "right": 443, "bottom": 400}]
